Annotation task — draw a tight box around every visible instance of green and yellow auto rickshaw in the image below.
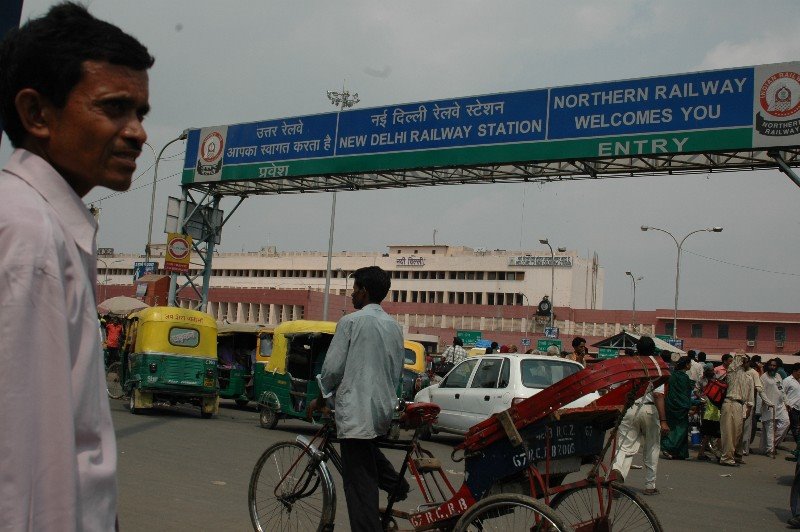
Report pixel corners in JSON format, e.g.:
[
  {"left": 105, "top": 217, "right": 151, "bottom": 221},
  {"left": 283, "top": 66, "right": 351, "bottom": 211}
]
[
  {"left": 254, "top": 320, "right": 430, "bottom": 429},
  {"left": 216, "top": 323, "right": 273, "bottom": 407},
  {"left": 118, "top": 306, "right": 219, "bottom": 418},
  {"left": 254, "top": 320, "right": 335, "bottom": 429}
]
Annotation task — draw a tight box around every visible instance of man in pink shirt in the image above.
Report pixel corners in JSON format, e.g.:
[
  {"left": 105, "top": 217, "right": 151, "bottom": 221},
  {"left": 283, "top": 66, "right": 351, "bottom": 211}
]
[{"left": 0, "top": 3, "right": 152, "bottom": 530}]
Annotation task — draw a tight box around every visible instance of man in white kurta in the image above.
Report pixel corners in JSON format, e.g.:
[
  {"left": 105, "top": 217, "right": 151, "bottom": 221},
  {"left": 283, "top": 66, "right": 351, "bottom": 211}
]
[
  {"left": 761, "top": 360, "right": 791, "bottom": 456},
  {"left": 0, "top": 4, "right": 153, "bottom": 529}
]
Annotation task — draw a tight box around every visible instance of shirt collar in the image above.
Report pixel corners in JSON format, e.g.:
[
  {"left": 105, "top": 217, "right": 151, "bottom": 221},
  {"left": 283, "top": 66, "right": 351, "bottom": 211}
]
[{"left": 3, "top": 149, "right": 98, "bottom": 254}]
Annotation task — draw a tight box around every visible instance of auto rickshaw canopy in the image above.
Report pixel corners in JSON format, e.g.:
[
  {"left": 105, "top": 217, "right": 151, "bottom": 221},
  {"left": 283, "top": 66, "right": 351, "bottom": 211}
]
[
  {"left": 129, "top": 306, "right": 218, "bottom": 358},
  {"left": 265, "top": 320, "right": 337, "bottom": 373}
]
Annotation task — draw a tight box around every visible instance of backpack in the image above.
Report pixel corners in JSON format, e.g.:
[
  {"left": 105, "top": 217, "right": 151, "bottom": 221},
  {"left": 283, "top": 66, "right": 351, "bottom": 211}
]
[{"left": 703, "top": 378, "right": 728, "bottom": 408}]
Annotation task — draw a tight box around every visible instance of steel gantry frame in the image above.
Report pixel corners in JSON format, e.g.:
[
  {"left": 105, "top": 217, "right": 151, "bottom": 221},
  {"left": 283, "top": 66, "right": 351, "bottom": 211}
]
[{"left": 168, "top": 147, "right": 800, "bottom": 310}]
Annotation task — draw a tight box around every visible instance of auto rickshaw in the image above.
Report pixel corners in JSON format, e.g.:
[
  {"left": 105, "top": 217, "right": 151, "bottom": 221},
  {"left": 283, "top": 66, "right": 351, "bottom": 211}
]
[
  {"left": 401, "top": 339, "right": 430, "bottom": 401},
  {"left": 254, "top": 319, "right": 427, "bottom": 429},
  {"left": 117, "top": 306, "right": 219, "bottom": 418},
  {"left": 216, "top": 323, "right": 273, "bottom": 407}
]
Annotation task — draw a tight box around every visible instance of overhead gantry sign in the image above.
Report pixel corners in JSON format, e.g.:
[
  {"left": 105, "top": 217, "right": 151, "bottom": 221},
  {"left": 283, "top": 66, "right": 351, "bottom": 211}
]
[{"left": 169, "top": 62, "right": 800, "bottom": 307}]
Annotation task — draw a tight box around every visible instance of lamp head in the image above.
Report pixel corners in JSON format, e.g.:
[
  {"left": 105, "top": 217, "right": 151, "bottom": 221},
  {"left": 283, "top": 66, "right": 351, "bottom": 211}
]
[
  {"left": 711, "top": 227, "right": 723, "bottom": 232},
  {"left": 538, "top": 238, "right": 549, "bottom": 245},
  {"left": 625, "top": 271, "right": 632, "bottom": 276},
  {"left": 557, "top": 247, "right": 567, "bottom": 252},
  {"left": 640, "top": 226, "right": 649, "bottom": 231}
]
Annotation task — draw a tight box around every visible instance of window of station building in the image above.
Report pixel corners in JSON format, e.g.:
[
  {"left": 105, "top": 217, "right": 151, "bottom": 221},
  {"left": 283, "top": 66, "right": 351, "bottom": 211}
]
[
  {"left": 466, "top": 271, "right": 475, "bottom": 280},
  {"left": 432, "top": 250, "right": 436, "bottom": 254},
  {"left": 498, "top": 272, "right": 506, "bottom": 280},
  {"left": 397, "top": 250, "right": 401, "bottom": 254},
  {"left": 665, "top": 322, "right": 674, "bottom": 337},
  {"left": 488, "top": 272, "right": 497, "bottom": 280},
  {"left": 457, "top": 271, "right": 466, "bottom": 280},
  {"left": 776, "top": 327, "right": 787, "bottom": 342},
  {"left": 691, "top": 323, "right": 703, "bottom": 338},
  {"left": 414, "top": 249, "right": 418, "bottom": 254},
  {"left": 487, "top": 293, "right": 495, "bottom": 305},
  {"left": 475, "top": 293, "right": 483, "bottom": 304},
  {"left": 476, "top": 272, "right": 484, "bottom": 280},
  {"left": 718, "top": 324, "right": 729, "bottom": 339},
  {"left": 411, "top": 291, "right": 419, "bottom": 303},
  {"left": 746, "top": 325, "right": 758, "bottom": 341},
  {"left": 448, "top": 293, "right": 456, "bottom": 304}
]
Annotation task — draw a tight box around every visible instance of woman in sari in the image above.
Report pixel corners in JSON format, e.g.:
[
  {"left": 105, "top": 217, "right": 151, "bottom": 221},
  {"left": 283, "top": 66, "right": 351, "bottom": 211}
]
[{"left": 661, "top": 356, "right": 693, "bottom": 460}]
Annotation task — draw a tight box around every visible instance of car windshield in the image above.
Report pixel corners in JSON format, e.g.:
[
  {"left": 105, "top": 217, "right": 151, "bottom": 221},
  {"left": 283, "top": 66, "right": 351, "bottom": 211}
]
[
  {"left": 520, "top": 359, "right": 581, "bottom": 388},
  {"left": 404, "top": 348, "right": 416, "bottom": 365}
]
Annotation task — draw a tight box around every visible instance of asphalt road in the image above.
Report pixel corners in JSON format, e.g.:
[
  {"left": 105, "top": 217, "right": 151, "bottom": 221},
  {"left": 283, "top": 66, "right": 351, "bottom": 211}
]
[{"left": 113, "top": 399, "right": 796, "bottom": 531}]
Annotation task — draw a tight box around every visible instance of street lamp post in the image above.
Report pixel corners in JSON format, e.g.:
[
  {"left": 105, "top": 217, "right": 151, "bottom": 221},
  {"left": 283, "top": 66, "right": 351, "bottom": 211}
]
[
  {"left": 519, "top": 293, "right": 531, "bottom": 344},
  {"left": 641, "top": 225, "right": 722, "bottom": 338},
  {"left": 538, "top": 239, "right": 567, "bottom": 328},
  {"left": 625, "top": 271, "right": 644, "bottom": 331},
  {"left": 145, "top": 130, "right": 189, "bottom": 263},
  {"left": 322, "top": 85, "right": 360, "bottom": 321},
  {"left": 337, "top": 268, "right": 351, "bottom": 316}
]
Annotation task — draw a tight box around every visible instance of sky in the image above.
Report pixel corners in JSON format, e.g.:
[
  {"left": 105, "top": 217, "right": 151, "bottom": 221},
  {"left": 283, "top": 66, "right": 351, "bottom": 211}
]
[{"left": 3, "top": 0, "right": 800, "bottom": 313}]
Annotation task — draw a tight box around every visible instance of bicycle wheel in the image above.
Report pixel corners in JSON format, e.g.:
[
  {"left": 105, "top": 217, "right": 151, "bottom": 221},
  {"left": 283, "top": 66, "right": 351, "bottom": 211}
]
[
  {"left": 550, "top": 482, "right": 663, "bottom": 531},
  {"left": 106, "top": 362, "right": 124, "bottom": 399},
  {"left": 248, "top": 441, "right": 334, "bottom": 532},
  {"left": 454, "top": 493, "right": 568, "bottom": 532}
]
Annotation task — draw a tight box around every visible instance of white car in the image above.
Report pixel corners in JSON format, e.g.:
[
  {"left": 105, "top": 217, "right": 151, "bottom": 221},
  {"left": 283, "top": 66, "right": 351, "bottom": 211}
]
[{"left": 413, "top": 353, "right": 598, "bottom": 437}]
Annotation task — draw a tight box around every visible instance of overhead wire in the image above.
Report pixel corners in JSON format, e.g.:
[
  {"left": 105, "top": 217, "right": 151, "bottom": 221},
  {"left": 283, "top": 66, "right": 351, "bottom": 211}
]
[{"left": 683, "top": 248, "right": 800, "bottom": 277}]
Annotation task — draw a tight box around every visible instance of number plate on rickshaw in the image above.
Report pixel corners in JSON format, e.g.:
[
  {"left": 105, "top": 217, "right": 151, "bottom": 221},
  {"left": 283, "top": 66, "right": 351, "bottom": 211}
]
[
  {"left": 464, "top": 418, "right": 606, "bottom": 500},
  {"left": 204, "top": 378, "right": 214, "bottom": 387}
]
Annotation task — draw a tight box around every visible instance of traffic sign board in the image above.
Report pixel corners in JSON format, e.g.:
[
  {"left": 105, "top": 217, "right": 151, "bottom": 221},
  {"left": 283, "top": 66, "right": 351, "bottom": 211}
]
[
  {"left": 598, "top": 347, "right": 620, "bottom": 359},
  {"left": 457, "top": 330, "right": 482, "bottom": 346},
  {"left": 133, "top": 261, "right": 158, "bottom": 281},
  {"left": 521, "top": 338, "right": 531, "bottom": 347},
  {"left": 537, "top": 339, "right": 562, "bottom": 352},
  {"left": 544, "top": 327, "right": 559, "bottom": 339}
]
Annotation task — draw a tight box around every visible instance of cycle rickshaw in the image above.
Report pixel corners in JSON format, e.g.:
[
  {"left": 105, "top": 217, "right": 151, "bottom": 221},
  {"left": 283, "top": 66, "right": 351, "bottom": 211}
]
[{"left": 248, "top": 355, "right": 668, "bottom": 531}]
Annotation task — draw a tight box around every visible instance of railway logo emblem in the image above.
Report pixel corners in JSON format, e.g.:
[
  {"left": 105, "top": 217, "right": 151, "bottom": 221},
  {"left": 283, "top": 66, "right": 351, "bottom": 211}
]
[
  {"left": 756, "top": 70, "right": 800, "bottom": 137},
  {"left": 197, "top": 130, "right": 225, "bottom": 175}
]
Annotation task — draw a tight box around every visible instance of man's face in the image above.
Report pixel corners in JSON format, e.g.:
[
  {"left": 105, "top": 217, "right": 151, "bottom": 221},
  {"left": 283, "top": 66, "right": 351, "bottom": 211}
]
[
  {"left": 723, "top": 358, "right": 732, "bottom": 368},
  {"left": 41, "top": 60, "right": 150, "bottom": 197},
  {"left": 351, "top": 282, "right": 369, "bottom": 310},
  {"left": 766, "top": 362, "right": 778, "bottom": 375},
  {"left": 575, "top": 342, "right": 586, "bottom": 354}
]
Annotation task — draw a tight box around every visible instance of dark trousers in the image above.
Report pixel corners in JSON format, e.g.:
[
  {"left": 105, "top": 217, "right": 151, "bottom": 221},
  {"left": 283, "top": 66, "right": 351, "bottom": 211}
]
[{"left": 340, "top": 438, "right": 405, "bottom": 532}]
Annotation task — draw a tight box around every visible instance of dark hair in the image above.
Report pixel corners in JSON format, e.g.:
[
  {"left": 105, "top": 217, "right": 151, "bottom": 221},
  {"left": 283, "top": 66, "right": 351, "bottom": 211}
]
[
  {"left": 490, "top": 342, "right": 499, "bottom": 349},
  {"left": 721, "top": 354, "right": 733, "bottom": 362},
  {"left": 675, "top": 356, "right": 691, "bottom": 371},
  {"left": 751, "top": 355, "right": 762, "bottom": 364},
  {"left": 0, "top": 2, "right": 154, "bottom": 145},
  {"left": 687, "top": 350, "right": 697, "bottom": 360},
  {"left": 697, "top": 352, "right": 707, "bottom": 362},
  {"left": 352, "top": 266, "right": 390, "bottom": 303},
  {"left": 635, "top": 335, "right": 656, "bottom": 356},
  {"left": 776, "top": 358, "right": 785, "bottom": 367},
  {"left": 452, "top": 337, "right": 463, "bottom": 347},
  {"left": 791, "top": 363, "right": 800, "bottom": 374},
  {"left": 572, "top": 337, "right": 586, "bottom": 349}
]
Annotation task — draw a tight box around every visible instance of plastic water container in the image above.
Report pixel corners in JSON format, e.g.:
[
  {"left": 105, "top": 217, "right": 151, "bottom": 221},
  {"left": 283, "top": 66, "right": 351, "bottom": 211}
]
[{"left": 690, "top": 427, "right": 701, "bottom": 445}]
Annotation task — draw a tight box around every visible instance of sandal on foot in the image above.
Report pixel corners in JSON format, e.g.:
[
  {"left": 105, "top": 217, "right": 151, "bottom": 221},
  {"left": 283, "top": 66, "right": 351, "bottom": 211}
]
[{"left": 643, "top": 488, "right": 660, "bottom": 496}]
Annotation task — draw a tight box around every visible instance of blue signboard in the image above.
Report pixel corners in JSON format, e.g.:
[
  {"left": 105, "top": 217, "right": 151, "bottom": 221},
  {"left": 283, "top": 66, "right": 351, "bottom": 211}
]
[
  {"left": 133, "top": 261, "right": 158, "bottom": 281},
  {"left": 548, "top": 68, "right": 753, "bottom": 140},
  {"left": 183, "top": 62, "right": 800, "bottom": 184}
]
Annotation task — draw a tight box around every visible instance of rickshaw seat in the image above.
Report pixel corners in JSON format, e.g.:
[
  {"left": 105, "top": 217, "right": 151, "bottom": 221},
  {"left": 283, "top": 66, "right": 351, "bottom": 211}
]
[{"left": 399, "top": 402, "right": 440, "bottom": 430}]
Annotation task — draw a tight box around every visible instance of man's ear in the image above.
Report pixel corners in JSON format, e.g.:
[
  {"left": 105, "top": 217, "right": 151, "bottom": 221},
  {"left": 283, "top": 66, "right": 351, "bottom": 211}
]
[{"left": 14, "top": 88, "right": 52, "bottom": 140}]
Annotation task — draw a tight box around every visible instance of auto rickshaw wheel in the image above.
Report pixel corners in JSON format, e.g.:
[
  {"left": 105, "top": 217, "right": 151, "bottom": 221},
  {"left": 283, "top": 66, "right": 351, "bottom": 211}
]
[
  {"left": 105, "top": 362, "right": 124, "bottom": 399},
  {"left": 259, "top": 406, "right": 279, "bottom": 429},
  {"left": 235, "top": 398, "right": 250, "bottom": 408}
]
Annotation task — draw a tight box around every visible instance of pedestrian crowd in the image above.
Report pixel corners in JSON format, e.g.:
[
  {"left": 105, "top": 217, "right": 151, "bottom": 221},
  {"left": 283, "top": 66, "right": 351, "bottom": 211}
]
[{"left": 605, "top": 338, "right": 800, "bottom": 528}]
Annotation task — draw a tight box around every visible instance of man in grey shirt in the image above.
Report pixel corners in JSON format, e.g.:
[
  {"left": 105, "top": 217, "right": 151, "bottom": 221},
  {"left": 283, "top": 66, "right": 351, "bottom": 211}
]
[{"left": 309, "top": 266, "right": 408, "bottom": 531}]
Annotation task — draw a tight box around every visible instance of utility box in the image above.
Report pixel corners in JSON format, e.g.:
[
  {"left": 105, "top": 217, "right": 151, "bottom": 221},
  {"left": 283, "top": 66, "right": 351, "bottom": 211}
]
[{"left": 135, "top": 274, "right": 170, "bottom": 307}]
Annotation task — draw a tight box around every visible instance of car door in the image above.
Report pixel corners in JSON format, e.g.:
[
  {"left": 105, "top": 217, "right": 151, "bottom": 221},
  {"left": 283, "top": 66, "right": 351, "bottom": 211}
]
[
  {"left": 427, "top": 358, "right": 478, "bottom": 431},
  {"left": 460, "top": 357, "right": 512, "bottom": 431}
]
